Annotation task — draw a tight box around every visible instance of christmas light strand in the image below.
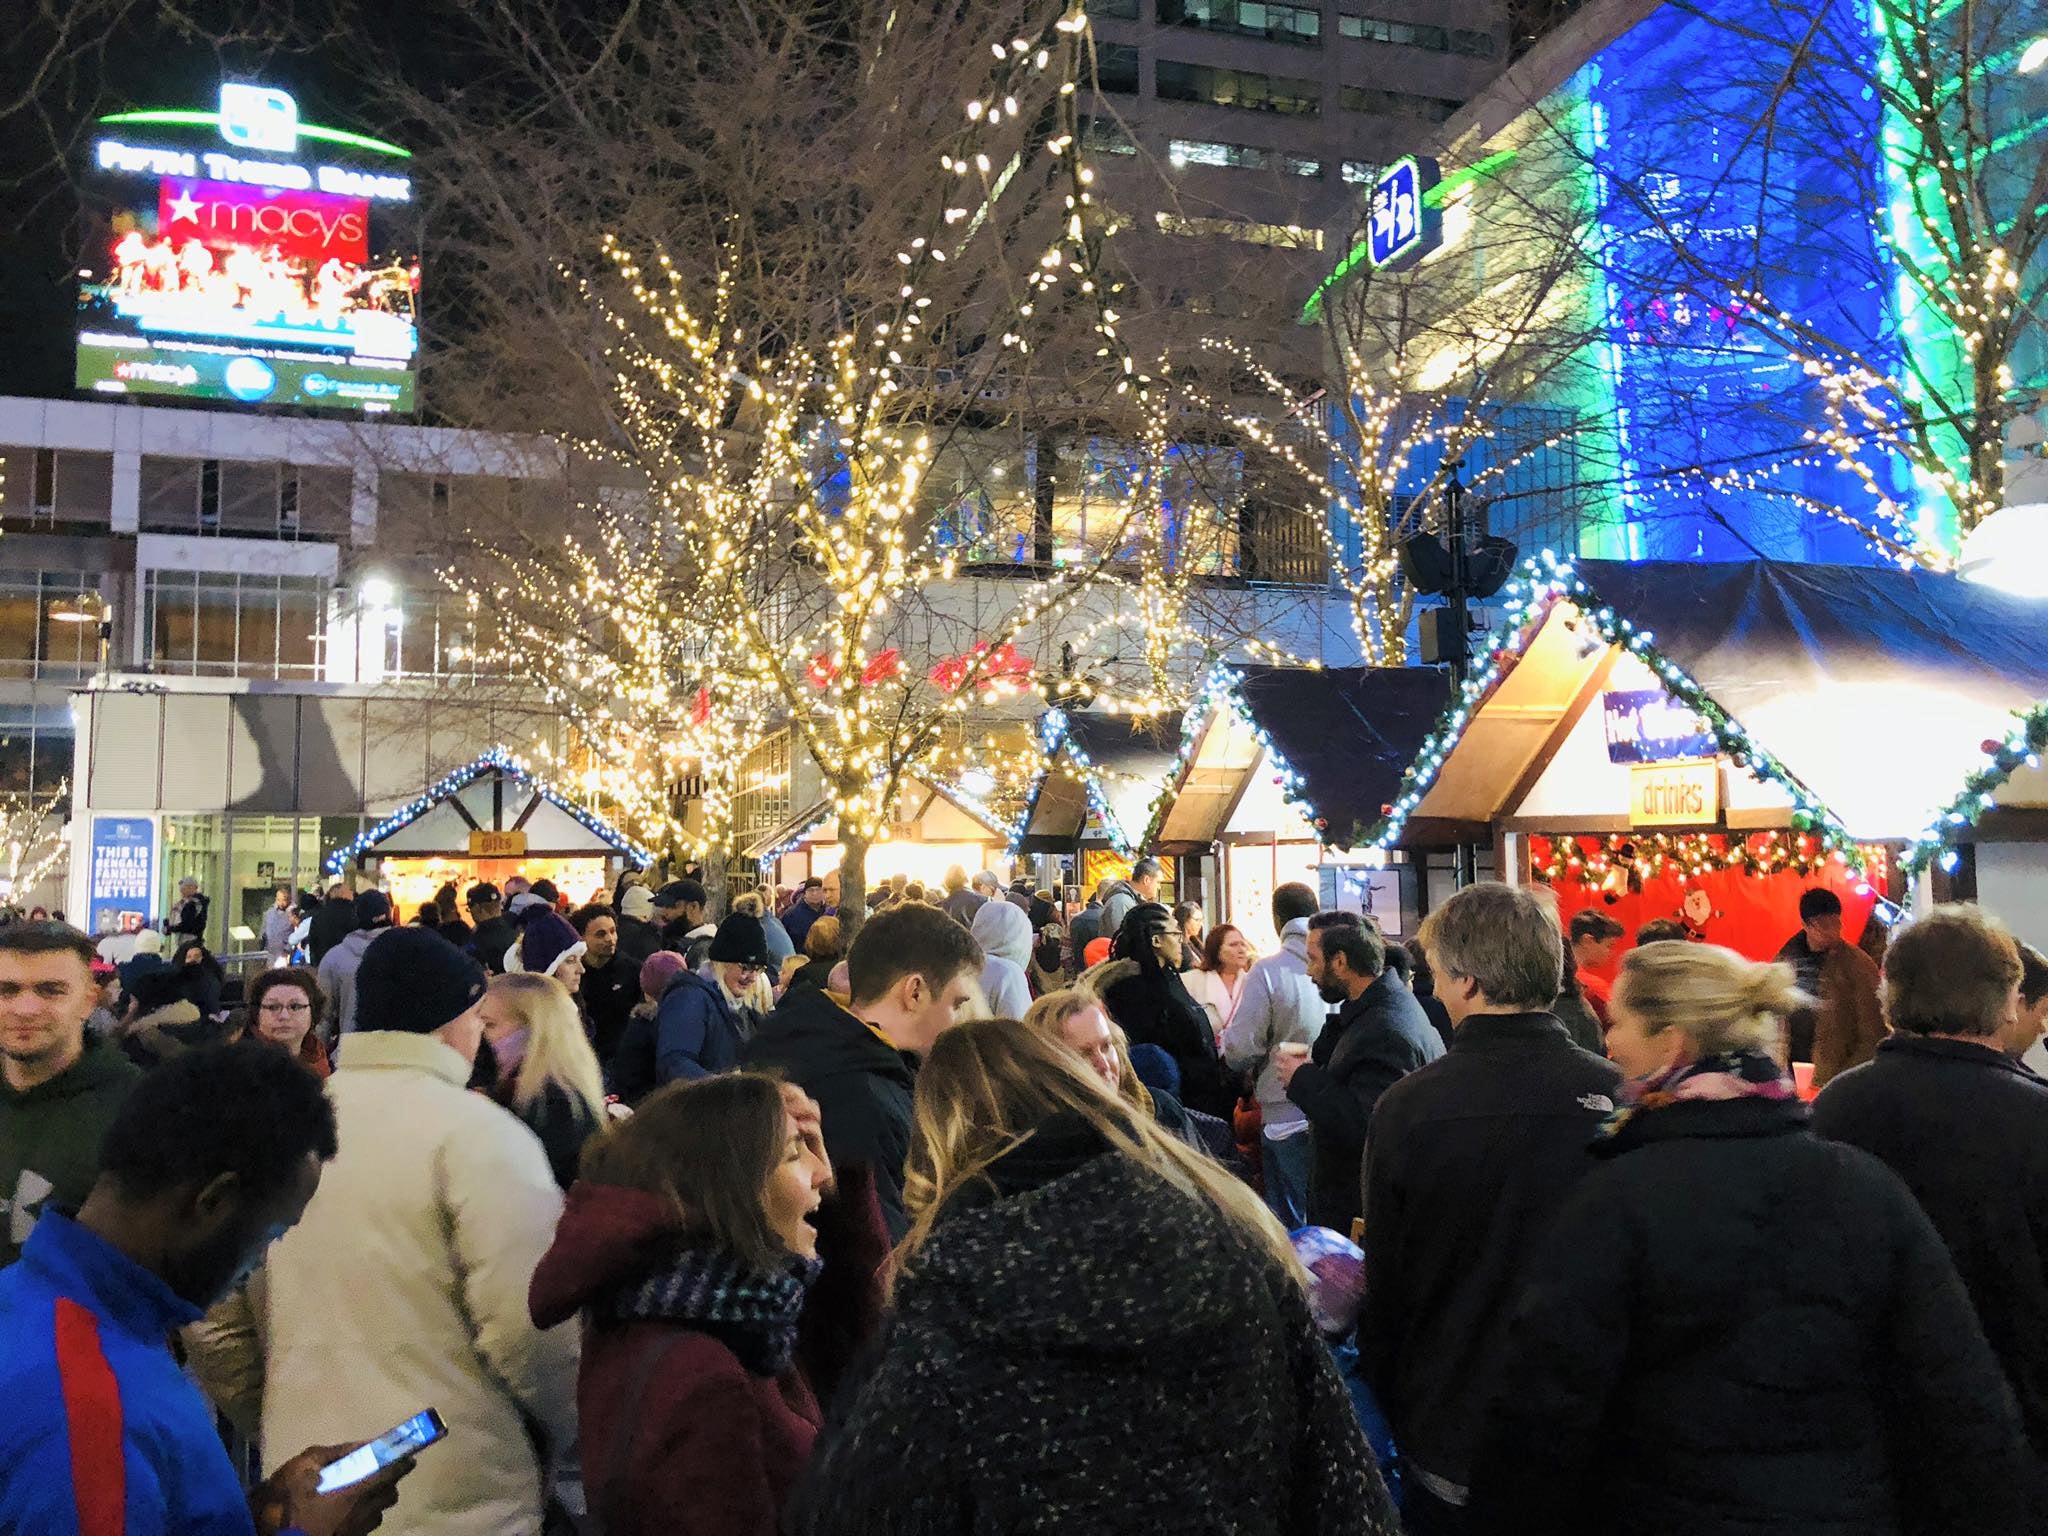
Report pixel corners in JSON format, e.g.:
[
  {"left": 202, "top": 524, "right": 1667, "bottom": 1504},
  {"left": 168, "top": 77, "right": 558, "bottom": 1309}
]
[
  {"left": 323, "top": 747, "right": 654, "bottom": 877},
  {"left": 1368, "top": 550, "right": 1864, "bottom": 867}
]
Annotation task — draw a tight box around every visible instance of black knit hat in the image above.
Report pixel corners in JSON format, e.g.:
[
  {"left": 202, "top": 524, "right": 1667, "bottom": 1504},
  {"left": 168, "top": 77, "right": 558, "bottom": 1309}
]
[
  {"left": 707, "top": 912, "right": 771, "bottom": 968},
  {"left": 357, "top": 927, "right": 486, "bottom": 1035}
]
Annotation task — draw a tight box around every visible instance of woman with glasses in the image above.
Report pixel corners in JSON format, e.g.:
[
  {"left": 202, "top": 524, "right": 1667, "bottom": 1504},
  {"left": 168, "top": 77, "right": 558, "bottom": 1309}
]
[{"left": 243, "top": 966, "right": 329, "bottom": 1077}]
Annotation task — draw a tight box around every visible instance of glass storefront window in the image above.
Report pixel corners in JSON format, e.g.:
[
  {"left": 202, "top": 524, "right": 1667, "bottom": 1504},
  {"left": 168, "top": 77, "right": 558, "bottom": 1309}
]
[{"left": 144, "top": 571, "right": 330, "bottom": 679}]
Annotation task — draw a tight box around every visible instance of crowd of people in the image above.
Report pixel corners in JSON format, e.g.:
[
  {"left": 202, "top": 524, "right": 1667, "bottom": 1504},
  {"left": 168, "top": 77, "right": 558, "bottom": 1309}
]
[{"left": 2, "top": 852, "right": 2045, "bottom": 1535}]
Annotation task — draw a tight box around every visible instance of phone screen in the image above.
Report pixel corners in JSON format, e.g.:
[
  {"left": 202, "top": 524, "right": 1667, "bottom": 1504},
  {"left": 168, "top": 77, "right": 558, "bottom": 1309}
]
[{"left": 316, "top": 1409, "right": 446, "bottom": 1493}]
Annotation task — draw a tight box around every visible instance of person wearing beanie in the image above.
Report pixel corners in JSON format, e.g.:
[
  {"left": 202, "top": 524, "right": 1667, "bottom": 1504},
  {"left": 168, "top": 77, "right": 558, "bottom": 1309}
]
[
  {"left": 615, "top": 883, "right": 663, "bottom": 965},
  {"left": 519, "top": 911, "right": 588, "bottom": 992},
  {"left": 186, "top": 928, "right": 578, "bottom": 1536},
  {"left": 314, "top": 888, "right": 393, "bottom": 1039},
  {"left": 708, "top": 911, "right": 776, "bottom": 1038},
  {"left": 609, "top": 913, "right": 756, "bottom": 1105}
]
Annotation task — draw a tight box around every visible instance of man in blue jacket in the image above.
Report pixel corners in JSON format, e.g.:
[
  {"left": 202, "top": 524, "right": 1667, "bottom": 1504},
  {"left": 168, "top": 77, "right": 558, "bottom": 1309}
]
[{"left": 0, "top": 1041, "right": 411, "bottom": 1536}]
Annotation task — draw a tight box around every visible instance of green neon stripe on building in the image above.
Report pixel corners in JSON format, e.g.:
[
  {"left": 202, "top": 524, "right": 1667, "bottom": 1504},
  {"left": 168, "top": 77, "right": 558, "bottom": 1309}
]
[
  {"left": 98, "top": 110, "right": 412, "bottom": 159},
  {"left": 1298, "top": 149, "right": 1518, "bottom": 323}
]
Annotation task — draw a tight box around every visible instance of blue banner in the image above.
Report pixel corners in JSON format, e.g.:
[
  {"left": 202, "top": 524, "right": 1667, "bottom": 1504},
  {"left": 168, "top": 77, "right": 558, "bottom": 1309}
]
[
  {"left": 87, "top": 816, "right": 156, "bottom": 939},
  {"left": 1602, "top": 689, "right": 1717, "bottom": 765}
]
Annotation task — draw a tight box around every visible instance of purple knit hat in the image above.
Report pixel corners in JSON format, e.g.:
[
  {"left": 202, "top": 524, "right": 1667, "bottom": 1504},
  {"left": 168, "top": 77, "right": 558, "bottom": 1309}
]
[
  {"left": 639, "top": 949, "right": 686, "bottom": 1001},
  {"left": 520, "top": 911, "right": 585, "bottom": 977}
]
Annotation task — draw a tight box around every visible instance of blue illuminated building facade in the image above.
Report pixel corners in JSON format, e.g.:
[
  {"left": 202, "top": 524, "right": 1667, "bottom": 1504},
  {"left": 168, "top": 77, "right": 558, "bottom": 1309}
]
[{"left": 1331, "top": 0, "right": 1981, "bottom": 569}]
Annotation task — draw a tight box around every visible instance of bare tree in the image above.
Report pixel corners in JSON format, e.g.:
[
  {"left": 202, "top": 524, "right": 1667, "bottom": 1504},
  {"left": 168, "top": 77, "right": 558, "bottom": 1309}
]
[
  {"left": 1209, "top": 144, "right": 1616, "bottom": 662},
  {"left": 355, "top": 0, "right": 1187, "bottom": 927}
]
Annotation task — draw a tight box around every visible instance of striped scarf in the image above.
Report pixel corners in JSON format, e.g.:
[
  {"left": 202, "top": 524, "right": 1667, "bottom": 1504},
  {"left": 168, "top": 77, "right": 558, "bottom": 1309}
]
[{"left": 613, "top": 1244, "right": 822, "bottom": 1376}]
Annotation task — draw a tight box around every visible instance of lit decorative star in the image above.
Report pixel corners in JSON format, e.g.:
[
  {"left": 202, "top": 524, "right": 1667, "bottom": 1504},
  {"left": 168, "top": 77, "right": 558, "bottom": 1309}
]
[{"left": 167, "top": 187, "right": 201, "bottom": 225}]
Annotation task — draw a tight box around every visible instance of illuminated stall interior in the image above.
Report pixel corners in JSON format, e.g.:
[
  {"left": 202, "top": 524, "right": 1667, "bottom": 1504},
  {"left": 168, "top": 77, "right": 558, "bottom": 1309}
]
[
  {"left": 1371, "top": 556, "right": 2048, "bottom": 960},
  {"left": 324, "top": 749, "right": 650, "bottom": 915},
  {"left": 1147, "top": 665, "right": 1448, "bottom": 950},
  {"left": 751, "top": 776, "right": 1011, "bottom": 892}
]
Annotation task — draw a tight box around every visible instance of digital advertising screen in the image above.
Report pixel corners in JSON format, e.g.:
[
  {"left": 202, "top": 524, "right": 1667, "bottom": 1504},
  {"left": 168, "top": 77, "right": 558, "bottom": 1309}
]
[{"left": 76, "top": 83, "right": 419, "bottom": 415}]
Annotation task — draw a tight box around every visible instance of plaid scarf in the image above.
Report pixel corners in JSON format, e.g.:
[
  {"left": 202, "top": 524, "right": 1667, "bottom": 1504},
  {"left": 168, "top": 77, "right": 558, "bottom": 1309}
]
[
  {"left": 1598, "top": 1047, "right": 1795, "bottom": 1142},
  {"left": 613, "top": 1244, "right": 822, "bottom": 1377}
]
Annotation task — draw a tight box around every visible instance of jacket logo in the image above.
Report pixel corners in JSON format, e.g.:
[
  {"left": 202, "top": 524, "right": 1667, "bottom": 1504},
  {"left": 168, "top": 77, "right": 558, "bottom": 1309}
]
[{"left": 1578, "top": 1093, "right": 1615, "bottom": 1113}]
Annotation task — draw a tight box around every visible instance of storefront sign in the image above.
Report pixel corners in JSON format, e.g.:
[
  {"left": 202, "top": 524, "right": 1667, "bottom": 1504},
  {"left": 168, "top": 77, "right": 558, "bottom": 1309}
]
[
  {"left": 87, "top": 816, "right": 157, "bottom": 938},
  {"left": 1367, "top": 157, "right": 1441, "bottom": 270},
  {"left": 468, "top": 829, "right": 527, "bottom": 857},
  {"left": 1630, "top": 759, "right": 1719, "bottom": 826},
  {"left": 1603, "top": 689, "right": 1718, "bottom": 764}
]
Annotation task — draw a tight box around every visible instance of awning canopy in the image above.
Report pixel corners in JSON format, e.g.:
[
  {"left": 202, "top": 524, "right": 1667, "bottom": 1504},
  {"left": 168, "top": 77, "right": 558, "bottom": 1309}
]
[
  {"left": 1015, "top": 709, "right": 1184, "bottom": 854},
  {"left": 1146, "top": 665, "right": 1452, "bottom": 852},
  {"left": 1372, "top": 555, "right": 2048, "bottom": 853},
  {"left": 325, "top": 748, "right": 653, "bottom": 874}
]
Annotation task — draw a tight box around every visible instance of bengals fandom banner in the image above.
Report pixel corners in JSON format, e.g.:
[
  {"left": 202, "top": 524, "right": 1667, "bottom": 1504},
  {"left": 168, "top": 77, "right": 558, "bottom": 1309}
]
[{"left": 158, "top": 178, "right": 369, "bottom": 265}]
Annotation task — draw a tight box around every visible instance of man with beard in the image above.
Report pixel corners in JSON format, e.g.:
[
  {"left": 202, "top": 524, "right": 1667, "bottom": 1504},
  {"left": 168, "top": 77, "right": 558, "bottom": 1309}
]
[{"left": 1273, "top": 911, "right": 1441, "bottom": 1233}]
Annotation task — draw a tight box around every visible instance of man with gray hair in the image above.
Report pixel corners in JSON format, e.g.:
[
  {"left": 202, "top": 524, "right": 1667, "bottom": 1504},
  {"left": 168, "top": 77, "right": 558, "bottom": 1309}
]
[
  {"left": 1359, "top": 882, "right": 1620, "bottom": 1534},
  {"left": 1100, "top": 857, "right": 1162, "bottom": 939}
]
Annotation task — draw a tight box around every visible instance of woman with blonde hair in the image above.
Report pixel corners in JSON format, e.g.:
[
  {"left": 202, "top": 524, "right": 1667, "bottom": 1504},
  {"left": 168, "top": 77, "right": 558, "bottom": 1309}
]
[
  {"left": 479, "top": 970, "right": 609, "bottom": 1190},
  {"left": 799, "top": 1016, "right": 1394, "bottom": 1534},
  {"left": 1023, "top": 988, "right": 1214, "bottom": 1153},
  {"left": 1470, "top": 941, "right": 2033, "bottom": 1536}
]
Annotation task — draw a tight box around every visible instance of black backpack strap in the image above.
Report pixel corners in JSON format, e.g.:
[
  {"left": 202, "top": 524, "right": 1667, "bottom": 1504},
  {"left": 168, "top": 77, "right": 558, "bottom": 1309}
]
[{"left": 588, "top": 1328, "right": 691, "bottom": 1536}]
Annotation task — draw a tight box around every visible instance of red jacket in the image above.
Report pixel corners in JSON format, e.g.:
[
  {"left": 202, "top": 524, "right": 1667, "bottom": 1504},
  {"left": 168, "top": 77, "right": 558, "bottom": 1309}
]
[{"left": 528, "top": 1164, "right": 887, "bottom": 1536}]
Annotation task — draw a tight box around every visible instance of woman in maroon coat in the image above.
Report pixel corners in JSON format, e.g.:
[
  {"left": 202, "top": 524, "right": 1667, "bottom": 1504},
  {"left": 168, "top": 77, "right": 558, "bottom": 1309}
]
[{"left": 529, "top": 1072, "right": 888, "bottom": 1536}]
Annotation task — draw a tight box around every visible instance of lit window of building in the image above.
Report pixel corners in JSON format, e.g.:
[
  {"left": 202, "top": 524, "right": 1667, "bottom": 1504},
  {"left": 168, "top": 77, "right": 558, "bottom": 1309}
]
[
  {"left": 1154, "top": 211, "right": 1325, "bottom": 248},
  {"left": 143, "top": 570, "right": 328, "bottom": 680},
  {"left": 1160, "top": 0, "right": 1323, "bottom": 47},
  {"left": 1170, "top": 138, "right": 1271, "bottom": 170},
  {"left": 1156, "top": 60, "right": 1321, "bottom": 117},
  {"left": 1338, "top": 14, "right": 1497, "bottom": 56}
]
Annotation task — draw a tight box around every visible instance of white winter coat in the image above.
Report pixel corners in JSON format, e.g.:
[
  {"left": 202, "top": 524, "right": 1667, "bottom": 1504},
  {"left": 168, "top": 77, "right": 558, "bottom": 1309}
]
[
  {"left": 185, "top": 1030, "right": 578, "bottom": 1536},
  {"left": 1219, "top": 918, "right": 1326, "bottom": 1131}
]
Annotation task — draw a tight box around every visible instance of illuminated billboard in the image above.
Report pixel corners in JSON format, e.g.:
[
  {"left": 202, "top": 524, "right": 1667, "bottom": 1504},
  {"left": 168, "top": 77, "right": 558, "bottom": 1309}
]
[{"left": 76, "top": 83, "right": 418, "bottom": 414}]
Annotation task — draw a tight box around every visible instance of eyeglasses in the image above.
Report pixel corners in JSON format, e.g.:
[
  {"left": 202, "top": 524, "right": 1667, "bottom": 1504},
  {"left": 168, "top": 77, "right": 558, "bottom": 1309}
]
[{"left": 259, "top": 1000, "right": 312, "bottom": 1016}]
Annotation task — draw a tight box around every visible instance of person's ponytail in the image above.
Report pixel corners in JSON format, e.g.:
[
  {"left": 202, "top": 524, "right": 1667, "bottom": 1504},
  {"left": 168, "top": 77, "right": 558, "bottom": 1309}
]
[{"left": 1613, "top": 942, "right": 1808, "bottom": 1057}]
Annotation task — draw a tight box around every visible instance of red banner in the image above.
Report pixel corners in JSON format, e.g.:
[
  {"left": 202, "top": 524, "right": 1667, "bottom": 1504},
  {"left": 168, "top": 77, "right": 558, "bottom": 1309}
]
[{"left": 159, "top": 178, "right": 369, "bottom": 265}]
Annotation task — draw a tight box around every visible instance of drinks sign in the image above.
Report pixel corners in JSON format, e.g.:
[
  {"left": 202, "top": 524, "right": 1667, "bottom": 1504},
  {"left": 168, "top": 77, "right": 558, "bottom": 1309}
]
[
  {"left": 1603, "top": 688, "right": 1717, "bottom": 765},
  {"left": 1630, "top": 759, "right": 1719, "bottom": 827}
]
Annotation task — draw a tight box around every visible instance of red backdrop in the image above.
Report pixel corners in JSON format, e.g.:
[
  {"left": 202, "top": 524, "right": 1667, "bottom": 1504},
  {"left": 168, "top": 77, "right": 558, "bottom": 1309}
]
[{"left": 1533, "top": 835, "right": 1878, "bottom": 975}]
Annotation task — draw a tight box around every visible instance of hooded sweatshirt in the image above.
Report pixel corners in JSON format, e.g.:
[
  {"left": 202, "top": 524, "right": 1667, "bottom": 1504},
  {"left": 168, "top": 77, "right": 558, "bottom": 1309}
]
[
  {"left": 740, "top": 988, "right": 920, "bottom": 1239},
  {"left": 0, "top": 1042, "right": 141, "bottom": 1266},
  {"left": 1221, "top": 916, "right": 1326, "bottom": 1135},
  {"left": 796, "top": 1118, "right": 1396, "bottom": 1534},
  {"left": 970, "top": 899, "right": 1033, "bottom": 1020},
  {"left": 316, "top": 924, "right": 389, "bottom": 1037}
]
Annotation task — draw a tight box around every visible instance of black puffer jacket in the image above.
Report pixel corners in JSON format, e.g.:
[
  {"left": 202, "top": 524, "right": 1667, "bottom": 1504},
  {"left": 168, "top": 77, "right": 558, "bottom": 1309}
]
[
  {"left": 799, "top": 1118, "right": 1396, "bottom": 1535},
  {"left": 738, "top": 986, "right": 919, "bottom": 1240},
  {"left": 1468, "top": 1094, "right": 2035, "bottom": 1536}
]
